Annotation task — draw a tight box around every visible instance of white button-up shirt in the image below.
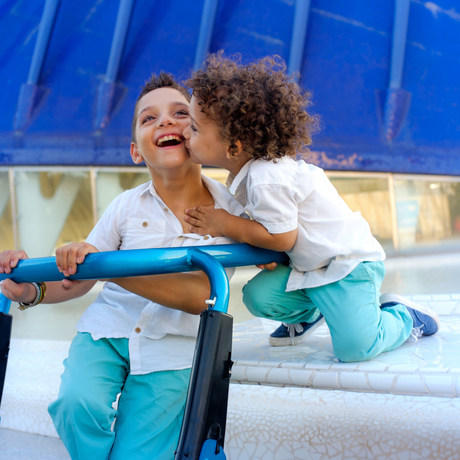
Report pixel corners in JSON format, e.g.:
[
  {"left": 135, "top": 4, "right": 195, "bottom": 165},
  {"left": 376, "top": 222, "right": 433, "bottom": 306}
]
[
  {"left": 78, "top": 175, "right": 244, "bottom": 375},
  {"left": 227, "top": 157, "right": 385, "bottom": 291}
]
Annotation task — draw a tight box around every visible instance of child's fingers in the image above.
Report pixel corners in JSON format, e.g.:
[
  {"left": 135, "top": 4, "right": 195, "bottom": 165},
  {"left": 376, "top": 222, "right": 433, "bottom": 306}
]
[
  {"left": 185, "top": 208, "right": 205, "bottom": 218},
  {"left": 61, "top": 279, "right": 82, "bottom": 291},
  {"left": 194, "top": 205, "right": 214, "bottom": 213},
  {"left": 10, "top": 250, "right": 28, "bottom": 269},
  {"left": 188, "top": 226, "right": 206, "bottom": 235},
  {"left": 66, "top": 246, "right": 80, "bottom": 275},
  {"left": 76, "top": 246, "right": 89, "bottom": 264},
  {"left": 75, "top": 244, "right": 98, "bottom": 265},
  {"left": 0, "top": 250, "right": 28, "bottom": 274},
  {"left": 0, "top": 250, "right": 15, "bottom": 274},
  {"left": 1, "top": 279, "right": 34, "bottom": 303},
  {"left": 184, "top": 215, "right": 204, "bottom": 227},
  {"left": 57, "top": 245, "right": 75, "bottom": 277},
  {"left": 56, "top": 245, "right": 69, "bottom": 276},
  {"left": 256, "top": 262, "right": 278, "bottom": 271},
  {"left": 265, "top": 262, "right": 278, "bottom": 271}
]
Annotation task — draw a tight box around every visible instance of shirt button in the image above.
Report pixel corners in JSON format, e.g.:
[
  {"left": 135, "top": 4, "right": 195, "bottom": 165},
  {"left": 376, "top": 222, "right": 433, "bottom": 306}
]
[
  {"left": 135, "top": 327, "right": 141, "bottom": 333},
  {"left": 164, "top": 207, "right": 169, "bottom": 212},
  {"left": 142, "top": 221, "right": 148, "bottom": 228},
  {"left": 203, "top": 236, "right": 210, "bottom": 240}
]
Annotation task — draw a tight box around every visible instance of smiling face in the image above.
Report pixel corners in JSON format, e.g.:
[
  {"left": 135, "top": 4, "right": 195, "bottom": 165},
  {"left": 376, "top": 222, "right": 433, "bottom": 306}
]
[
  {"left": 131, "top": 87, "right": 194, "bottom": 176},
  {"left": 183, "top": 96, "right": 230, "bottom": 169}
]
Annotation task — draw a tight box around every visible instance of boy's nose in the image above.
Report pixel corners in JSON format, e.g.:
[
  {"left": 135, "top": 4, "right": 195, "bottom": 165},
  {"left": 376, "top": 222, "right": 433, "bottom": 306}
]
[
  {"left": 183, "top": 125, "right": 190, "bottom": 139},
  {"left": 158, "top": 115, "right": 175, "bottom": 127}
]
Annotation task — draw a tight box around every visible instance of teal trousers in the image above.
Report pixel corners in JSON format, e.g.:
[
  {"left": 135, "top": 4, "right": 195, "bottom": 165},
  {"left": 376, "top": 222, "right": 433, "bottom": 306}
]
[
  {"left": 48, "top": 332, "right": 191, "bottom": 460},
  {"left": 243, "top": 261, "right": 413, "bottom": 362}
]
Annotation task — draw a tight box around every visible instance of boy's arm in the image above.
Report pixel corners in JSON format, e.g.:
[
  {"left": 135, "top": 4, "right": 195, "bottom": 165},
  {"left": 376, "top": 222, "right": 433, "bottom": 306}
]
[
  {"left": 53, "top": 242, "right": 214, "bottom": 315},
  {"left": 185, "top": 206, "right": 297, "bottom": 252},
  {"left": 112, "top": 271, "right": 211, "bottom": 315},
  {"left": 0, "top": 249, "right": 96, "bottom": 305}
]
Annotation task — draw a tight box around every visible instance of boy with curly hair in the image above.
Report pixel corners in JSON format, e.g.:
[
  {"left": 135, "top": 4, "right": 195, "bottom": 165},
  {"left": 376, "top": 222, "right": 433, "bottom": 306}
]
[{"left": 183, "top": 54, "right": 439, "bottom": 362}]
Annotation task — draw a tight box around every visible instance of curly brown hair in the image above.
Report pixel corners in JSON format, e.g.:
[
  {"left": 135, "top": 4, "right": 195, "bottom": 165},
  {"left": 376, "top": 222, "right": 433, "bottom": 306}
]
[
  {"left": 131, "top": 72, "right": 191, "bottom": 143},
  {"left": 186, "top": 53, "right": 318, "bottom": 160}
]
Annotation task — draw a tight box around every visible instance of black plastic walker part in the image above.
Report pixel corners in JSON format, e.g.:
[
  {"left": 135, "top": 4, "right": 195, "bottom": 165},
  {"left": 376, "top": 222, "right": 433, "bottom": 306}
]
[
  {"left": 174, "top": 309, "right": 233, "bottom": 459},
  {"left": 0, "top": 312, "right": 12, "bottom": 408}
]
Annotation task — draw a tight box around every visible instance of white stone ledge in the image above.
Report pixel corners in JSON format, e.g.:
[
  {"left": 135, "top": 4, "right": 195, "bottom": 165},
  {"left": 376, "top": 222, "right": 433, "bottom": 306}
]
[{"left": 231, "top": 367, "right": 460, "bottom": 398}]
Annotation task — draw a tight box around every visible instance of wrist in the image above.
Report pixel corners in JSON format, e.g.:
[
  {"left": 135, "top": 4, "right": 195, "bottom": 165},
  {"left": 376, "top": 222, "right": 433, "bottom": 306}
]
[
  {"left": 24, "top": 283, "right": 36, "bottom": 304},
  {"left": 218, "top": 212, "right": 233, "bottom": 235},
  {"left": 18, "top": 282, "right": 47, "bottom": 310}
]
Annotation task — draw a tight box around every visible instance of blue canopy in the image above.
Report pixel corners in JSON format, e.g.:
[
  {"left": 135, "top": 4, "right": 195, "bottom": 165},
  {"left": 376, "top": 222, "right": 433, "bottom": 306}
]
[{"left": 1, "top": 0, "right": 459, "bottom": 174}]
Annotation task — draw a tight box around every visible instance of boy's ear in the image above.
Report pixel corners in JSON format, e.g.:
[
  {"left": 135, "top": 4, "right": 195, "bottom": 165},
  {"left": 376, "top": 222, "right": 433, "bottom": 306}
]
[
  {"left": 226, "top": 140, "right": 243, "bottom": 160},
  {"left": 130, "top": 142, "right": 144, "bottom": 164}
]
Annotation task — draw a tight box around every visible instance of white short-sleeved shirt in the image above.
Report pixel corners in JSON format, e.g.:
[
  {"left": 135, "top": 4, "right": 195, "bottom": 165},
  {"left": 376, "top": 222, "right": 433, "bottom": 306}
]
[
  {"left": 78, "top": 175, "right": 244, "bottom": 375},
  {"left": 226, "top": 157, "right": 385, "bottom": 291}
]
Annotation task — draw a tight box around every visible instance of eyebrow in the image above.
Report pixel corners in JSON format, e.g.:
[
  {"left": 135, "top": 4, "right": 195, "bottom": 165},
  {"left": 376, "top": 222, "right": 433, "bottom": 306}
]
[{"left": 138, "top": 101, "right": 189, "bottom": 117}]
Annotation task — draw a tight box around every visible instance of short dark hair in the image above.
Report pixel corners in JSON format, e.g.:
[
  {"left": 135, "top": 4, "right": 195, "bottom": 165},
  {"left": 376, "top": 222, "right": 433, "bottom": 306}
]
[
  {"left": 131, "top": 72, "right": 191, "bottom": 143},
  {"left": 186, "top": 53, "right": 318, "bottom": 160}
]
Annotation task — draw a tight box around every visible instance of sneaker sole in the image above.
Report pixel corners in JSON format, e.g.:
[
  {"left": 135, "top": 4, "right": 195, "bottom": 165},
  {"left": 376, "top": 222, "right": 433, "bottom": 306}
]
[
  {"left": 268, "top": 317, "right": 326, "bottom": 347},
  {"left": 379, "top": 293, "right": 440, "bottom": 331}
]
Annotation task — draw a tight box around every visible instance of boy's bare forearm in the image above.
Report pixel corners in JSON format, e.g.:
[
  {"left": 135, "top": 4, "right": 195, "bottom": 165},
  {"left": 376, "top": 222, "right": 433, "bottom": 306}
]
[
  {"left": 112, "top": 272, "right": 211, "bottom": 315},
  {"left": 43, "top": 280, "right": 97, "bottom": 304},
  {"left": 219, "top": 214, "right": 297, "bottom": 252}
]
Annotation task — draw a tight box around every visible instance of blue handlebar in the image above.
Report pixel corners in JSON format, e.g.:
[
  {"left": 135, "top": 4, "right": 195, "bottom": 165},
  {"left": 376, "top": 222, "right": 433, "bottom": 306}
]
[{"left": 0, "top": 244, "right": 288, "bottom": 314}]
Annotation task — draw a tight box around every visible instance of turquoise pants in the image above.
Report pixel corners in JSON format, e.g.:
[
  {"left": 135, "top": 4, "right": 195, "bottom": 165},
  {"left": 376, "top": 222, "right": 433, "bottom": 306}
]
[
  {"left": 48, "top": 332, "right": 191, "bottom": 460},
  {"left": 243, "top": 261, "right": 413, "bottom": 362}
]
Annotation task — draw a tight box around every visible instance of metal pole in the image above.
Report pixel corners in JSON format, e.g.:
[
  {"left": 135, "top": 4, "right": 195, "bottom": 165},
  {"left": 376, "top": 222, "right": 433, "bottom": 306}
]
[
  {"left": 0, "top": 295, "right": 11, "bottom": 315},
  {"left": 194, "top": 0, "right": 220, "bottom": 70},
  {"left": 187, "top": 249, "right": 229, "bottom": 313},
  {"left": 389, "top": 0, "right": 411, "bottom": 89},
  {"left": 288, "top": 0, "right": 311, "bottom": 79},
  {"left": 27, "top": 0, "right": 60, "bottom": 85},
  {"left": 105, "top": 0, "right": 136, "bottom": 83},
  {"left": 0, "top": 244, "right": 288, "bottom": 284}
]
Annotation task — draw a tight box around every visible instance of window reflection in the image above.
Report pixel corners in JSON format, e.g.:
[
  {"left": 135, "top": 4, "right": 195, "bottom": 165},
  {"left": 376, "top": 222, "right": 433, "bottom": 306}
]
[
  {"left": 0, "top": 171, "right": 14, "bottom": 252},
  {"left": 329, "top": 177, "right": 395, "bottom": 254},
  {"left": 15, "top": 171, "right": 93, "bottom": 257},
  {"left": 394, "top": 179, "right": 460, "bottom": 252},
  {"left": 96, "top": 171, "right": 151, "bottom": 219},
  {"left": 1, "top": 168, "right": 459, "bottom": 257}
]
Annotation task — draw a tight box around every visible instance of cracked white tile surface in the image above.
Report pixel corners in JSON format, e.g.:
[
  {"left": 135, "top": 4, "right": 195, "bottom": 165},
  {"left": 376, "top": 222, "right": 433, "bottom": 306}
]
[
  {"left": 232, "top": 295, "right": 460, "bottom": 398},
  {"left": 225, "top": 384, "right": 460, "bottom": 460}
]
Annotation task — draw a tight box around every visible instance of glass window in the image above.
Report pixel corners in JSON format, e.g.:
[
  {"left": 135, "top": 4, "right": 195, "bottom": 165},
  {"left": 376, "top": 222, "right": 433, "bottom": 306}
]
[
  {"left": 15, "top": 170, "right": 93, "bottom": 257},
  {"left": 394, "top": 178, "right": 460, "bottom": 253},
  {"left": 202, "top": 167, "right": 228, "bottom": 185},
  {"left": 96, "top": 170, "right": 151, "bottom": 219},
  {"left": 0, "top": 171, "right": 14, "bottom": 252},
  {"left": 329, "top": 176, "right": 395, "bottom": 254}
]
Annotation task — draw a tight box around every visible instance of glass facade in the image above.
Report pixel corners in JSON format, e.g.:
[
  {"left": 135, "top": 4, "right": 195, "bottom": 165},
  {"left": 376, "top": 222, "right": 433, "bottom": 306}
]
[
  {"left": 13, "top": 170, "right": 94, "bottom": 258},
  {"left": 329, "top": 176, "right": 395, "bottom": 255},
  {"left": 95, "top": 171, "right": 151, "bottom": 220},
  {"left": 394, "top": 177, "right": 460, "bottom": 253},
  {"left": 0, "top": 171, "right": 14, "bottom": 252},
  {"left": 1, "top": 167, "right": 460, "bottom": 257}
]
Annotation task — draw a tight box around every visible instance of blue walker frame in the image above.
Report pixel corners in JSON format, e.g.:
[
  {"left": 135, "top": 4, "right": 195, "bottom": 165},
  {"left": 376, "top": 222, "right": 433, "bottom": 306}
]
[{"left": 0, "top": 244, "right": 288, "bottom": 459}]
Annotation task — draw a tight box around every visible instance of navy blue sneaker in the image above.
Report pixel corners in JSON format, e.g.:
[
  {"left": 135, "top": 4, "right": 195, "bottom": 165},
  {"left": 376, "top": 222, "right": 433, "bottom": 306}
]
[
  {"left": 269, "top": 314, "right": 325, "bottom": 346},
  {"left": 380, "top": 293, "right": 440, "bottom": 339}
]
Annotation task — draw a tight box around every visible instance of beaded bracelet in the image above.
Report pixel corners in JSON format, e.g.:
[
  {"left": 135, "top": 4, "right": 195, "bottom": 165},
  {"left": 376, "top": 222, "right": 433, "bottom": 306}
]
[{"left": 18, "top": 282, "right": 47, "bottom": 311}]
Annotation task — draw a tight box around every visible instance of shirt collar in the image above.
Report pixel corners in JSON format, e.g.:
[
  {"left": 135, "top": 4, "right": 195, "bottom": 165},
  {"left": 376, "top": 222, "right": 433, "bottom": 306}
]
[
  {"left": 227, "top": 159, "right": 254, "bottom": 196},
  {"left": 201, "top": 174, "right": 245, "bottom": 216},
  {"left": 138, "top": 181, "right": 155, "bottom": 197},
  {"left": 139, "top": 176, "right": 245, "bottom": 217}
]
